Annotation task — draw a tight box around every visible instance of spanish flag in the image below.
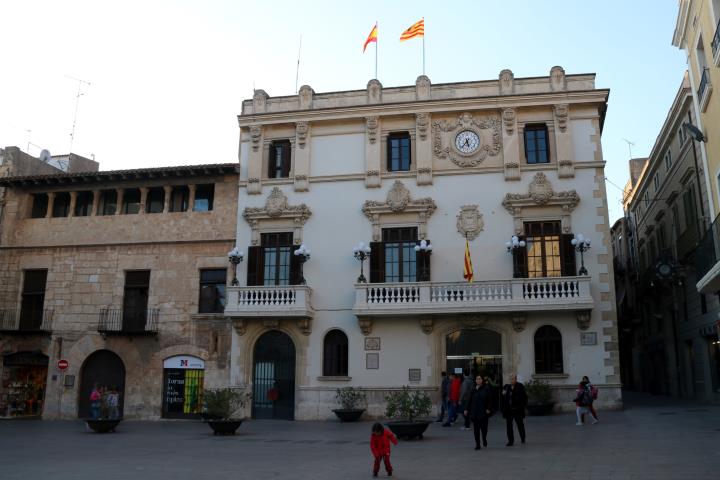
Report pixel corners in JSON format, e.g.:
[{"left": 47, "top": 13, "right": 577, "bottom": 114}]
[
  {"left": 400, "top": 18, "right": 424, "bottom": 41},
  {"left": 363, "top": 23, "right": 378, "bottom": 53},
  {"left": 463, "top": 239, "right": 474, "bottom": 282}
]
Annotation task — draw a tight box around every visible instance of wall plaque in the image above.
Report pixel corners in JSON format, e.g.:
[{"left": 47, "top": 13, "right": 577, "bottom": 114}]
[
  {"left": 366, "top": 353, "right": 379, "bottom": 369},
  {"left": 408, "top": 369, "right": 421, "bottom": 382},
  {"left": 364, "top": 337, "right": 381, "bottom": 351},
  {"left": 580, "top": 332, "right": 597, "bottom": 346}
]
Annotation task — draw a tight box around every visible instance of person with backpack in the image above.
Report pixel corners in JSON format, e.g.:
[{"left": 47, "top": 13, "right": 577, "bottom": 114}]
[
  {"left": 573, "top": 381, "right": 598, "bottom": 425},
  {"left": 582, "top": 376, "right": 599, "bottom": 422}
]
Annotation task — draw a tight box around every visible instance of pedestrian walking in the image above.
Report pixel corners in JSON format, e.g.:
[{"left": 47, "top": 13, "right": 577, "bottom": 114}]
[
  {"left": 89, "top": 383, "right": 101, "bottom": 419},
  {"left": 459, "top": 370, "right": 474, "bottom": 430},
  {"left": 435, "top": 371, "right": 449, "bottom": 423},
  {"left": 464, "top": 375, "right": 492, "bottom": 450},
  {"left": 574, "top": 381, "right": 598, "bottom": 425},
  {"left": 106, "top": 386, "right": 120, "bottom": 420},
  {"left": 442, "top": 373, "right": 462, "bottom": 427},
  {"left": 370, "top": 422, "right": 397, "bottom": 477},
  {"left": 581, "top": 375, "right": 599, "bottom": 422},
  {"left": 501, "top": 373, "right": 528, "bottom": 446}
]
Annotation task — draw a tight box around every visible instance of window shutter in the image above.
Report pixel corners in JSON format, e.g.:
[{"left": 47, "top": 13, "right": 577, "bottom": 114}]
[
  {"left": 513, "top": 237, "right": 528, "bottom": 278},
  {"left": 416, "top": 240, "right": 431, "bottom": 282},
  {"left": 369, "top": 242, "right": 385, "bottom": 283},
  {"left": 290, "top": 245, "right": 302, "bottom": 285},
  {"left": 560, "top": 234, "right": 577, "bottom": 276},
  {"left": 267, "top": 145, "right": 275, "bottom": 178},
  {"left": 246, "top": 246, "right": 263, "bottom": 286},
  {"left": 282, "top": 143, "right": 292, "bottom": 178}
]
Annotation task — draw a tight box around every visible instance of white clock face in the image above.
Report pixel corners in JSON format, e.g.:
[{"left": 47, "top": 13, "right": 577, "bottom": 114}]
[{"left": 455, "top": 130, "right": 480, "bottom": 154}]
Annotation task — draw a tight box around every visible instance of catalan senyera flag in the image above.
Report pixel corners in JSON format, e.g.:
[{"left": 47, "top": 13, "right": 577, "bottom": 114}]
[
  {"left": 363, "top": 23, "right": 378, "bottom": 53},
  {"left": 400, "top": 18, "right": 424, "bottom": 42},
  {"left": 463, "top": 239, "right": 474, "bottom": 282}
]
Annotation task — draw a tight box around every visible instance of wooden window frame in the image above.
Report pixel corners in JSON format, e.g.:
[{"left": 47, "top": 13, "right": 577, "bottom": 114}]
[
  {"left": 268, "top": 140, "right": 292, "bottom": 179},
  {"left": 524, "top": 124, "right": 550, "bottom": 164},
  {"left": 386, "top": 132, "right": 411, "bottom": 172}
]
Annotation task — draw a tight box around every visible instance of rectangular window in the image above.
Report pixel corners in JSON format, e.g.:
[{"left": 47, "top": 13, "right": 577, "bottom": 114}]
[
  {"left": 123, "top": 270, "right": 150, "bottom": 331},
  {"left": 387, "top": 132, "right": 411, "bottom": 171},
  {"left": 653, "top": 173, "right": 660, "bottom": 191},
  {"left": 146, "top": 187, "right": 165, "bottom": 214},
  {"left": 20, "top": 269, "right": 47, "bottom": 330},
  {"left": 30, "top": 193, "right": 48, "bottom": 218},
  {"left": 123, "top": 189, "right": 141, "bottom": 214},
  {"left": 170, "top": 186, "right": 189, "bottom": 212},
  {"left": 268, "top": 140, "right": 291, "bottom": 178},
  {"left": 74, "top": 191, "right": 92, "bottom": 217},
  {"left": 382, "top": 227, "right": 418, "bottom": 283},
  {"left": 664, "top": 151, "right": 672, "bottom": 171},
  {"left": 679, "top": 127, "right": 686, "bottom": 145},
  {"left": 198, "top": 269, "right": 227, "bottom": 314},
  {"left": 193, "top": 184, "right": 214, "bottom": 212},
  {"left": 524, "top": 221, "right": 562, "bottom": 278},
  {"left": 524, "top": 124, "right": 549, "bottom": 164},
  {"left": 52, "top": 192, "right": 71, "bottom": 217},
  {"left": 261, "top": 232, "right": 293, "bottom": 286},
  {"left": 99, "top": 190, "right": 117, "bottom": 216}
]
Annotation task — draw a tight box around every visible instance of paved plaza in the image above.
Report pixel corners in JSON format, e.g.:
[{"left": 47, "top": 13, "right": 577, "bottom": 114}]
[{"left": 1, "top": 393, "right": 719, "bottom": 480}]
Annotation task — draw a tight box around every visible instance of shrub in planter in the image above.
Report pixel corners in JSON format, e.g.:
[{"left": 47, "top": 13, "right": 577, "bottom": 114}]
[
  {"left": 384, "top": 386, "right": 432, "bottom": 440},
  {"left": 525, "top": 379, "right": 555, "bottom": 415},
  {"left": 333, "top": 387, "right": 367, "bottom": 422},
  {"left": 203, "top": 388, "right": 251, "bottom": 435}
]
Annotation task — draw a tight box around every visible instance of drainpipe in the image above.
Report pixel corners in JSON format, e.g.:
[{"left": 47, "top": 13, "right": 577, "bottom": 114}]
[{"left": 687, "top": 111, "right": 707, "bottom": 232}]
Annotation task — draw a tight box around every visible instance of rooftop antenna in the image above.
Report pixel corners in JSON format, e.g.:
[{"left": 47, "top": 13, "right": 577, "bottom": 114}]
[
  {"left": 295, "top": 35, "right": 302, "bottom": 94},
  {"left": 66, "top": 75, "right": 91, "bottom": 153},
  {"left": 622, "top": 138, "right": 635, "bottom": 159},
  {"left": 25, "top": 129, "right": 31, "bottom": 152}
]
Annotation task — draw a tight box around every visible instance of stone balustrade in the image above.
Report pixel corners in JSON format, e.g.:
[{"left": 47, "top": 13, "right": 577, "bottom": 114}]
[{"left": 225, "top": 285, "right": 314, "bottom": 318}]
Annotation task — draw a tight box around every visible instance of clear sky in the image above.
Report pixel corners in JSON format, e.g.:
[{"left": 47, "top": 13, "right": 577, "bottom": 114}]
[{"left": 0, "top": 0, "right": 687, "bottom": 225}]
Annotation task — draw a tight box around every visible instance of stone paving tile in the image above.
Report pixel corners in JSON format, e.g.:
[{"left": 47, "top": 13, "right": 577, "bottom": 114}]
[{"left": 1, "top": 392, "right": 719, "bottom": 480}]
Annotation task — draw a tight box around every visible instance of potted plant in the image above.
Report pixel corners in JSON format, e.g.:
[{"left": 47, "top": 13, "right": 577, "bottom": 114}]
[
  {"left": 332, "top": 387, "right": 366, "bottom": 422},
  {"left": 525, "top": 379, "right": 555, "bottom": 415},
  {"left": 85, "top": 387, "right": 122, "bottom": 433},
  {"left": 384, "top": 386, "right": 432, "bottom": 440},
  {"left": 203, "top": 387, "right": 251, "bottom": 435}
]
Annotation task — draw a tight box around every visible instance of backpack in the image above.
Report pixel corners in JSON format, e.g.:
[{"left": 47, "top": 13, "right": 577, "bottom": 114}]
[
  {"left": 581, "top": 387, "right": 593, "bottom": 406},
  {"left": 590, "top": 385, "right": 599, "bottom": 399}
]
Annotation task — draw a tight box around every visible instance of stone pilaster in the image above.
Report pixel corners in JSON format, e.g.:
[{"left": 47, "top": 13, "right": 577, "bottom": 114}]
[
  {"left": 139, "top": 187, "right": 148, "bottom": 215},
  {"left": 554, "top": 104, "right": 574, "bottom": 178},
  {"left": 45, "top": 192, "right": 55, "bottom": 218},
  {"left": 365, "top": 116, "right": 381, "bottom": 188},
  {"left": 501, "top": 108, "right": 520, "bottom": 181},
  {"left": 90, "top": 190, "right": 100, "bottom": 216},
  {"left": 294, "top": 121, "right": 310, "bottom": 192},
  {"left": 247, "top": 125, "right": 264, "bottom": 195},
  {"left": 68, "top": 191, "right": 77, "bottom": 218},
  {"left": 163, "top": 186, "right": 172, "bottom": 213},
  {"left": 415, "top": 113, "right": 432, "bottom": 185},
  {"left": 188, "top": 184, "right": 196, "bottom": 212},
  {"left": 115, "top": 189, "right": 124, "bottom": 215}
]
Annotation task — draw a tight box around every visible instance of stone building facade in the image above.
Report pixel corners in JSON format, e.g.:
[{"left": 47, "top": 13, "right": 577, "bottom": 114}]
[
  {"left": 226, "top": 68, "right": 621, "bottom": 420},
  {"left": 0, "top": 161, "right": 237, "bottom": 418}
]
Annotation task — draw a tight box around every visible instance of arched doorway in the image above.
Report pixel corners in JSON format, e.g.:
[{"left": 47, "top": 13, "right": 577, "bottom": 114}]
[
  {"left": 446, "top": 328, "right": 502, "bottom": 385},
  {"left": 252, "top": 330, "right": 295, "bottom": 420},
  {"left": 78, "top": 350, "right": 126, "bottom": 418}
]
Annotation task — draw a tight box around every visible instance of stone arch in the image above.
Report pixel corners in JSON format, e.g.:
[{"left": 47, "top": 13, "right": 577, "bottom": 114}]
[
  {"left": 321, "top": 328, "right": 349, "bottom": 377},
  {"left": 237, "top": 322, "right": 308, "bottom": 388},
  {"left": 251, "top": 329, "right": 296, "bottom": 420}
]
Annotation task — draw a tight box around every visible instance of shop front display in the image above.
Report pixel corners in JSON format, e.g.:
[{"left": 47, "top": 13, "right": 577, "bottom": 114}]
[
  {"left": 162, "top": 355, "right": 204, "bottom": 418},
  {"left": 1, "top": 352, "right": 48, "bottom": 418}
]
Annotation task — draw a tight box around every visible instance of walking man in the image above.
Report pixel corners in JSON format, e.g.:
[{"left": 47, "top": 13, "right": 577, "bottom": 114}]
[
  {"left": 435, "top": 371, "right": 449, "bottom": 423},
  {"left": 501, "top": 373, "right": 528, "bottom": 446}
]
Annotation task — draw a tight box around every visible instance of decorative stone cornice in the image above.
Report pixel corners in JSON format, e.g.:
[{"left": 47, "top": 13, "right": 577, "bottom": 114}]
[
  {"left": 366, "top": 116, "right": 379, "bottom": 144},
  {"left": 362, "top": 181, "right": 436, "bottom": 240},
  {"left": 250, "top": 125, "right": 263, "bottom": 152},
  {"left": 432, "top": 113, "right": 501, "bottom": 167},
  {"left": 243, "top": 187, "right": 312, "bottom": 244},
  {"left": 502, "top": 173, "right": 580, "bottom": 214},
  {"left": 456, "top": 205, "right": 484, "bottom": 240},
  {"left": 296, "top": 121, "right": 309, "bottom": 148},
  {"left": 461, "top": 314, "right": 487, "bottom": 330},
  {"left": 502, "top": 108, "right": 516, "bottom": 136},
  {"left": 416, "top": 113, "right": 430, "bottom": 140},
  {"left": 553, "top": 104, "right": 569, "bottom": 132}
]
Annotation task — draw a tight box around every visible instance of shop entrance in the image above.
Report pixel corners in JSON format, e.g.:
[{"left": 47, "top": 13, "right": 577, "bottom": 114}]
[
  {"left": 446, "top": 328, "right": 503, "bottom": 387},
  {"left": 0, "top": 352, "right": 48, "bottom": 417},
  {"left": 162, "top": 355, "right": 205, "bottom": 419},
  {"left": 78, "top": 350, "right": 126, "bottom": 418},
  {"left": 252, "top": 330, "right": 295, "bottom": 420}
]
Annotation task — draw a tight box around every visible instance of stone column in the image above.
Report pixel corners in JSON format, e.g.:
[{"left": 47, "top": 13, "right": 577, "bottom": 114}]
[
  {"left": 68, "top": 191, "right": 77, "bottom": 218},
  {"left": 45, "top": 192, "right": 55, "bottom": 218},
  {"left": 163, "top": 186, "right": 172, "bottom": 213},
  {"left": 188, "top": 184, "right": 196, "bottom": 212},
  {"left": 90, "top": 190, "right": 100, "bottom": 216},
  {"left": 139, "top": 187, "right": 148, "bottom": 215},
  {"left": 554, "top": 104, "right": 574, "bottom": 178},
  {"left": 115, "top": 189, "right": 124, "bottom": 215}
]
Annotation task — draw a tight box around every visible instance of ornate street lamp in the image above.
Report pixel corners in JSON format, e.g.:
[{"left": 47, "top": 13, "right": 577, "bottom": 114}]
[
  {"left": 571, "top": 234, "right": 591, "bottom": 275},
  {"left": 227, "top": 246, "right": 244, "bottom": 286},
  {"left": 353, "top": 242, "right": 372, "bottom": 283},
  {"left": 414, "top": 239, "right": 433, "bottom": 281},
  {"left": 505, "top": 235, "right": 526, "bottom": 278},
  {"left": 293, "top": 243, "right": 311, "bottom": 284}
]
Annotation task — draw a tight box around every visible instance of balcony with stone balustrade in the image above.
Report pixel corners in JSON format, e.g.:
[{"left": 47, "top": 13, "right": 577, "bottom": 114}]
[{"left": 224, "top": 285, "right": 314, "bottom": 336}]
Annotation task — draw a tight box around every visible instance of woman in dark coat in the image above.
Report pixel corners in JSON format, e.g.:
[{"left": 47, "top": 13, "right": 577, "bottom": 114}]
[
  {"left": 501, "top": 373, "right": 528, "bottom": 446},
  {"left": 464, "top": 375, "right": 492, "bottom": 450}
]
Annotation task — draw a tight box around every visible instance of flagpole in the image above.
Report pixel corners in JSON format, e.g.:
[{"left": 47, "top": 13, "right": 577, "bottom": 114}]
[
  {"left": 422, "top": 17, "right": 425, "bottom": 75},
  {"left": 375, "top": 22, "right": 378, "bottom": 79}
]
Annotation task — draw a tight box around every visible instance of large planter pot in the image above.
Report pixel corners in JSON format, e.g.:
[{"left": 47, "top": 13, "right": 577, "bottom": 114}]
[
  {"left": 206, "top": 419, "right": 243, "bottom": 435},
  {"left": 85, "top": 419, "right": 122, "bottom": 433},
  {"left": 332, "top": 409, "right": 365, "bottom": 422},
  {"left": 526, "top": 403, "right": 555, "bottom": 416},
  {"left": 385, "top": 420, "right": 430, "bottom": 440}
]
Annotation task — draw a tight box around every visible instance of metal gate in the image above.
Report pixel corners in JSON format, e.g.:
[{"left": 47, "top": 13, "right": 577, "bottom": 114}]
[
  {"left": 78, "top": 350, "right": 126, "bottom": 418},
  {"left": 252, "top": 330, "right": 295, "bottom": 420}
]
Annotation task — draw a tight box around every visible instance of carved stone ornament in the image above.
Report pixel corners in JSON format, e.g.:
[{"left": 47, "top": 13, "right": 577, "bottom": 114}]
[
  {"left": 298, "top": 85, "right": 314, "bottom": 109},
  {"left": 461, "top": 314, "right": 487, "bottom": 330},
  {"left": 297, "top": 318, "right": 312, "bottom": 336},
  {"left": 576, "top": 310, "right": 591, "bottom": 331},
  {"left": 366, "top": 116, "right": 379, "bottom": 144},
  {"left": 362, "top": 181, "right": 437, "bottom": 241},
  {"left": 554, "top": 104, "right": 569, "bottom": 133},
  {"left": 233, "top": 318, "right": 247, "bottom": 336},
  {"left": 416, "top": 113, "right": 430, "bottom": 141},
  {"left": 250, "top": 125, "right": 263, "bottom": 152},
  {"left": 253, "top": 89, "right": 268, "bottom": 113},
  {"left": 550, "top": 66, "right": 566, "bottom": 91},
  {"left": 432, "top": 113, "right": 501, "bottom": 167},
  {"left": 502, "top": 108, "right": 516, "bottom": 136},
  {"left": 419, "top": 317, "right": 433, "bottom": 335},
  {"left": 499, "top": 69, "right": 514, "bottom": 95},
  {"left": 296, "top": 122, "right": 309, "bottom": 148},
  {"left": 416, "top": 75, "right": 431, "bottom": 100},
  {"left": 358, "top": 317, "right": 373, "bottom": 336},
  {"left": 367, "top": 79, "right": 382, "bottom": 104},
  {"left": 456, "top": 205, "right": 484, "bottom": 240},
  {"left": 243, "top": 187, "right": 312, "bottom": 245},
  {"left": 511, "top": 313, "right": 526, "bottom": 333}
]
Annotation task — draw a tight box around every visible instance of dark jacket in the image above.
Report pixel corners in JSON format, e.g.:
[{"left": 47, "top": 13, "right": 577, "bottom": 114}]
[
  {"left": 440, "top": 376, "right": 449, "bottom": 400},
  {"left": 464, "top": 384, "right": 492, "bottom": 419},
  {"left": 501, "top": 382, "right": 528, "bottom": 419},
  {"left": 459, "top": 376, "right": 474, "bottom": 406}
]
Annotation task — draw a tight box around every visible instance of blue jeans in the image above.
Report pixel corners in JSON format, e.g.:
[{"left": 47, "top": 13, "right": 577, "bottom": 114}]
[
  {"left": 90, "top": 401, "right": 100, "bottom": 419},
  {"left": 444, "top": 401, "right": 458, "bottom": 425}
]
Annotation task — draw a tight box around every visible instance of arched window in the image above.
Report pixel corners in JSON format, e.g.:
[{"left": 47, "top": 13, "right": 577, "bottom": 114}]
[
  {"left": 534, "top": 325, "right": 563, "bottom": 374},
  {"left": 323, "top": 330, "right": 348, "bottom": 376}
]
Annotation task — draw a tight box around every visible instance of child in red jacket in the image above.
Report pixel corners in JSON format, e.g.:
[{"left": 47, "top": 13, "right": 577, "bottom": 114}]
[{"left": 370, "top": 422, "right": 397, "bottom": 477}]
